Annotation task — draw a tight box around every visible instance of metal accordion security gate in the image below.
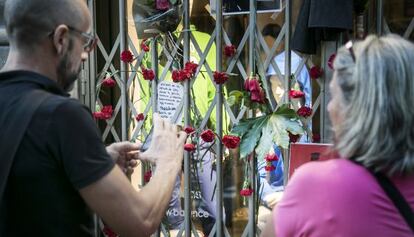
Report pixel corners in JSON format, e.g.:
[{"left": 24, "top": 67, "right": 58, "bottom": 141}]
[{"left": 76, "top": 0, "right": 414, "bottom": 236}]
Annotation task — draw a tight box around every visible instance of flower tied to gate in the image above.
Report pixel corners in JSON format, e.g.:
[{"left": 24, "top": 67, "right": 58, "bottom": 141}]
[
  {"left": 172, "top": 62, "right": 198, "bottom": 83},
  {"left": 240, "top": 181, "right": 253, "bottom": 196},
  {"left": 213, "top": 71, "right": 229, "bottom": 84},
  {"left": 135, "top": 113, "right": 145, "bottom": 122},
  {"left": 141, "top": 67, "right": 155, "bottom": 81},
  {"left": 140, "top": 39, "right": 149, "bottom": 52},
  {"left": 222, "top": 135, "right": 240, "bottom": 149},
  {"left": 265, "top": 153, "right": 279, "bottom": 172},
  {"left": 297, "top": 106, "right": 312, "bottom": 118},
  {"left": 93, "top": 105, "right": 113, "bottom": 120},
  {"left": 310, "top": 66, "right": 323, "bottom": 80},
  {"left": 184, "top": 143, "right": 196, "bottom": 152},
  {"left": 120, "top": 50, "right": 134, "bottom": 63},
  {"left": 288, "top": 132, "right": 300, "bottom": 143},
  {"left": 289, "top": 90, "right": 305, "bottom": 99},
  {"left": 224, "top": 44, "right": 236, "bottom": 57},
  {"left": 201, "top": 129, "right": 215, "bottom": 142},
  {"left": 143, "top": 170, "right": 152, "bottom": 183},
  {"left": 244, "top": 76, "right": 266, "bottom": 104},
  {"left": 102, "top": 77, "right": 116, "bottom": 88},
  {"left": 184, "top": 126, "right": 195, "bottom": 135}
]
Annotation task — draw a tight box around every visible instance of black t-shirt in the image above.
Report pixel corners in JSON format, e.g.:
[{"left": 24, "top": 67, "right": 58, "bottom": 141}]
[{"left": 0, "top": 71, "right": 115, "bottom": 236}]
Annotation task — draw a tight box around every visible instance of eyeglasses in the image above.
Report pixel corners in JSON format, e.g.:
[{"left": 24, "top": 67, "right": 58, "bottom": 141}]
[
  {"left": 49, "top": 25, "right": 98, "bottom": 53},
  {"left": 67, "top": 26, "right": 97, "bottom": 52},
  {"left": 345, "top": 40, "right": 356, "bottom": 62}
]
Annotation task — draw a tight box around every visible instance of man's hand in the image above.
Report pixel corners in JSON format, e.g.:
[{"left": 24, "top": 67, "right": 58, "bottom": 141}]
[
  {"left": 139, "top": 113, "right": 187, "bottom": 171},
  {"left": 106, "top": 141, "right": 140, "bottom": 175}
]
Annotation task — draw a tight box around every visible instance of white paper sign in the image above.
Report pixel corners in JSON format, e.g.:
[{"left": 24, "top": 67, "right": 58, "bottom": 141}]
[{"left": 157, "top": 81, "right": 183, "bottom": 121}]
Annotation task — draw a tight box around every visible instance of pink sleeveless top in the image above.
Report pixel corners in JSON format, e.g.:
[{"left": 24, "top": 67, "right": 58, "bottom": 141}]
[{"left": 274, "top": 159, "right": 414, "bottom": 237}]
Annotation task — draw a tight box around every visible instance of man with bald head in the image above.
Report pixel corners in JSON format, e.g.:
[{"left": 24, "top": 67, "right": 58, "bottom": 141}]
[{"left": 0, "top": 0, "right": 187, "bottom": 236}]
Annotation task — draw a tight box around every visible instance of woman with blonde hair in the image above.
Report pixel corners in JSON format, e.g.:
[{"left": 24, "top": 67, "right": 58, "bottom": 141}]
[{"left": 261, "top": 34, "right": 414, "bottom": 236}]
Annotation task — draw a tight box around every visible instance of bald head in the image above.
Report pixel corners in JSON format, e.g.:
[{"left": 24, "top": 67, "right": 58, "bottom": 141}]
[{"left": 4, "top": 0, "right": 90, "bottom": 50}]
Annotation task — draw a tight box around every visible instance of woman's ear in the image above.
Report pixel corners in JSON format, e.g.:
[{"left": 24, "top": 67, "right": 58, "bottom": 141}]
[{"left": 51, "top": 24, "right": 70, "bottom": 56}]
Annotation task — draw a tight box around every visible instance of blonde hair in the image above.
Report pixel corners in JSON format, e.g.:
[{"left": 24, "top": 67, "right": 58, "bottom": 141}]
[{"left": 333, "top": 34, "right": 414, "bottom": 176}]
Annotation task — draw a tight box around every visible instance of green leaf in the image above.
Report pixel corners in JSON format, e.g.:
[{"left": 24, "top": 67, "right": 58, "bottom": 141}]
[
  {"left": 239, "top": 115, "right": 270, "bottom": 158},
  {"left": 231, "top": 115, "right": 266, "bottom": 137},
  {"left": 273, "top": 104, "right": 298, "bottom": 119},
  {"left": 255, "top": 122, "right": 275, "bottom": 162},
  {"left": 268, "top": 114, "right": 304, "bottom": 149}
]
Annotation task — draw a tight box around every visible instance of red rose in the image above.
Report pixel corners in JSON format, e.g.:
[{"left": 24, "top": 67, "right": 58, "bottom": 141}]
[
  {"left": 240, "top": 188, "right": 253, "bottom": 196},
  {"left": 289, "top": 132, "right": 300, "bottom": 143},
  {"left": 309, "top": 66, "right": 323, "bottom": 79},
  {"left": 120, "top": 50, "right": 134, "bottom": 63},
  {"left": 103, "top": 225, "right": 118, "bottom": 237},
  {"left": 213, "top": 71, "right": 229, "bottom": 84},
  {"left": 313, "top": 133, "right": 321, "bottom": 143},
  {"left": 201, "top": 129, "right": 215, "bottom": 142},
  {"left": 224, "top": 45, "right": 236, "bottom": 57},
  {"left": 184, "top": 143, "right": 196, "bottom": 152},
  {"left": 100, "top": 106, "right": 113, "bottom": 119},
  {"left": 265, "top": 153, "right": 279, "bottom": 162},
  {"left": 184, "top": 61, "right": 198, "bottom": 74},
  {"left": 180, "top": 69, "right": 192, "bottom": 81},
  {"left": 102, "top": 77, "right": 116, "bottom": 87},
  {"left": 222, "top": 135, "right": 240, "bottom": 149},
  {"left": 135, "top": 113, "right": 145, "bottom": 122},
  {"left": 265, "top": 165, "right": 276, "bottom": 172},
  {"left": 184, "top": 126, "right": 195, "bottom": 134},
  {"left": 250, "top": 89, "right": 265, "bottom": 104},
  {"left": 289, "top": 90, "right": 305, "bottom": 99},
  {"left": 156, "top": 0, "right": 170, "bottom": 10},
  {"left": 328, "top": 53, "right": 336, "bottom": 70},
  {"left": 143, "top": 170, "right": 152, "bottom": 183},
  {"left": 142, "top": 68, "right": 155, "bottom": 81},
  {"left": 140, "top": 40, "right": 149, "bottom": 52},
  {"left": 248, "top": 79, "right": 261, "bottom": 92},
  {"left": 297, "top": 106, "right": 313, "bottom": 117}
]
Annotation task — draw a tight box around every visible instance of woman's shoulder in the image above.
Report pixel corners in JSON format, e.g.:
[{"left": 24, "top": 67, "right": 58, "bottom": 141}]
[{"left": 287, "top": 158, "right": 376, "bottom": 194}]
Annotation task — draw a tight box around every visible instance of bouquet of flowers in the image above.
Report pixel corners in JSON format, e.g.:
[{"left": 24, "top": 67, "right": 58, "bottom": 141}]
[{"left": 132, "top": 0, "right": 183, "bottom": 39}]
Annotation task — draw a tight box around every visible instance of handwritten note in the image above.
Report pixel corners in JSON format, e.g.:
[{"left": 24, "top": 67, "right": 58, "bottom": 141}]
[{"left": 157, "top": 81, "right": 183, "bottom": 120}]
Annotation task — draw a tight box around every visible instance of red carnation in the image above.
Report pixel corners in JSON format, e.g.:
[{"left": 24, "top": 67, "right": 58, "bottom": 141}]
[
  {"left": 142, "top": 68, "right": 155, "bottom": 81},
  {"left": 102, "top": 77, "right": 116, "bottom": 87},
  {"left": 224, "top": 45, "right": 236, "bottom": 57},
  {"left": 289, "top": 90, "right": 305, "bottom": 99},
  {"left": 94, "top": 105, "right": 113, "bottom": 120},
  {"left": 240, "top": 188, "right": 253, "bottom": 196},
  {"left": 172, "top": 70, "right": 180, "bottom": 82},
  {"left": 140, "top": 40, "right": 149, "bottom": 52},
  {"left": 213, "top": 71, "right": 229, "bottom": 84},
  {"left": 310, "top": 66, "right": 323, "bottom": 79},
  {"left": 143, "top": 170, "right": 152, "bottom": 183},
  {"left": 180, "top": 69, "right": 192, "bottom": 81},
  {"left": 184, "top": 126, "right": 195, "bottom": 134},
  {"left": 201, "top": 129, "right": 215, "bottom": 142},
  {"left": 289, "top": 132, "right": 300, "bottom": 143},
  {"left": 184, "top": 61, "right": 198, "bottom": 74},
  {"left": 120, "top": 50, "right": 134, "bottom": 63},
  {"left": 135, "top": 113, "right": 145, "bottom": 122},
  {"left": 250, "top": 89, "right": 265, "bottom": 104},
  {"left": 265, "top": 153, "right": 279, "bottom": 162},
  {"left": 265, "top": 165, "right": 276, "bottom": 172},
  {"left": 222, "top": 135, "right": 240, "bottom": 149},
  {"left": 297, "top": 106, "right": 313, "bottom": 117},
  {"left": 184, "top": 143, "right": 196, "bottom": 152}
]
